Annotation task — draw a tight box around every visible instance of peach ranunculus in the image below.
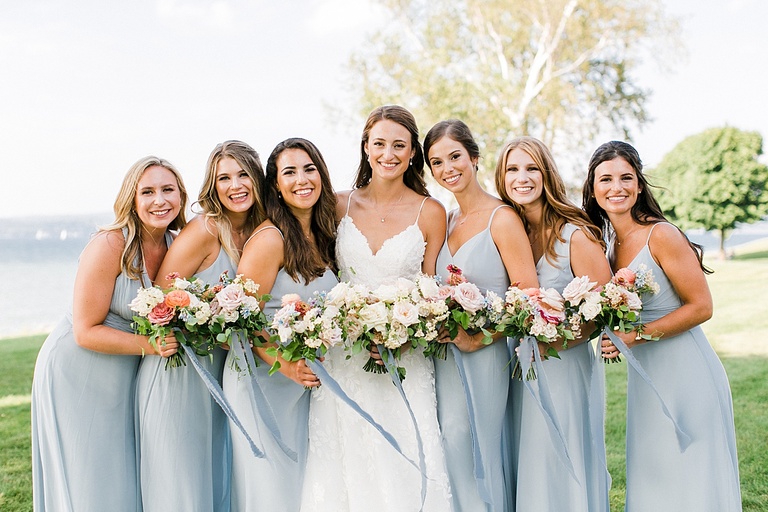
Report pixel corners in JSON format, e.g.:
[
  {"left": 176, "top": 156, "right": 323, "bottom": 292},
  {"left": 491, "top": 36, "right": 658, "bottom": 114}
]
[
  {"left": 148, "top": 302, "right": 176, "bottom": 326},
  {"left": 612, "top": 267, "right": 636, "bottom": 287},
  {"left": 165, "top": 289, "right": 191, "bottom": 308}
]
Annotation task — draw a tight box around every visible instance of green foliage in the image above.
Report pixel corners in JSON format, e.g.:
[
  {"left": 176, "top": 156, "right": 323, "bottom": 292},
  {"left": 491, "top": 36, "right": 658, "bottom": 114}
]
[
  {"left": 653, "top": 126, "right": 768, "bottom": 235},
  {"left": 344, "top": 0, "right": 679, "bottom": 181}
]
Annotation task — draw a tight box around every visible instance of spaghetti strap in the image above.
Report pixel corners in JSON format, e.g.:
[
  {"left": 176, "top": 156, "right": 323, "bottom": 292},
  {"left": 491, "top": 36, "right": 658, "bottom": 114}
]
[
  {"left": 244, "top": 225, "right": 283, "bottom": 249},
  {"left": 345, "top": 190, "right": 355, "bottom": 217},
  {"left": 486, "top": 204, "right": 511, "bottom": 229},
  {"left": 645, "top": 222, "right": 671, "bottom": 245},
  {"left": 414, "top": 196, "right": 429, "bottom": 224}
]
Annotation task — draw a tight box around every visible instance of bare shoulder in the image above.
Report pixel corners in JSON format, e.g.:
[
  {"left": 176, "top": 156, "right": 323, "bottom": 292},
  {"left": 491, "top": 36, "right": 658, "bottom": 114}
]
[
  {"left": 649, "top": 222, "right": 689, "bottom": 251},
  {"left": 420, "top": 195, "right": 446, "bottom": 218},
  {"left": 335, "top": 190, "right": 353, "bottom": 220},
  {"left": 490, "top": 204, "right": 525, "bottom": 231},
  {"left": 243, "top": 220, "right": 283, "bottom": 255},
  {"left": 79, "top": 229, "right": 124, "bottom": 274}
]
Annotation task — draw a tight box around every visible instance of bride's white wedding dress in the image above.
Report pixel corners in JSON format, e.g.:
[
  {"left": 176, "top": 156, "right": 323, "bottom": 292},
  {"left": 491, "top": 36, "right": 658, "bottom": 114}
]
[{"left": 300, "top": 196, "right": 453, "bottom": 511}]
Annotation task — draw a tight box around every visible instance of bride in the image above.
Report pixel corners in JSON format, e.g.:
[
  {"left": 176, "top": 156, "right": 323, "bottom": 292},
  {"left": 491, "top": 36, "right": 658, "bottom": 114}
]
[{"left": 301, "top": 105, "right": 453, "bottom": 510}]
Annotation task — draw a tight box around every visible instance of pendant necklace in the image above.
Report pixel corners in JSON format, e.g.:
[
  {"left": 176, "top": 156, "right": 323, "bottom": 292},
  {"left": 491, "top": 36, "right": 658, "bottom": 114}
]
[{"left": 376, "top": 193, "right": 404, "bottom": 223}]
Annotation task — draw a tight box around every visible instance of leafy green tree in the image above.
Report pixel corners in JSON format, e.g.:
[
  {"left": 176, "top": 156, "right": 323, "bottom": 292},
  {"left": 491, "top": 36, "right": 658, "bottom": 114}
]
[
  {"left": 652, "top": 126, "right": 768, "bottom": 258},
  {"left": 342, "top": 0, "right": 679, "bottom": 182}
]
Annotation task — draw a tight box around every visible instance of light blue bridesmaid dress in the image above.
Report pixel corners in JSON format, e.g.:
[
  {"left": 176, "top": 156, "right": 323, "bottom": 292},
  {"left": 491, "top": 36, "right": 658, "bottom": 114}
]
[
  {"left": 135, "top": 248, "right": 233, "bottom": 512},
  {"left": 223, "top": 225, "right": 338, "bottom": 512},
  {"left": 31, "top": 229, "right": 171, "bottom": 512},
  {"left": 622, "top": 224, "right": 740, "bottom": 511},
  {"left": 435, "top": 205, "right": 511, "bottom": 512},
  {"left": 509, "top": 223, "right": 610, "bottom": 512}
]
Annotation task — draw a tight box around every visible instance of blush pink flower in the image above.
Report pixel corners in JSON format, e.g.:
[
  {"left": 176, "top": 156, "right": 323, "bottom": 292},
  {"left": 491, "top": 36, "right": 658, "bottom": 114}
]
[
  {"left": 446, "top": 264, "right": 467, "bottom": 286},
  {"left": 612, "top": 267, "right": 636, "bottom": 287},
  {"left": 148, "top": 302, "right": 175, "bottom": 326}
]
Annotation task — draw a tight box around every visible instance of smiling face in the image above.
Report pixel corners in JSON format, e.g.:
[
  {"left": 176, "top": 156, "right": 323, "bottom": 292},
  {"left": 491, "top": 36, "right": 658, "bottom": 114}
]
[
  {"left": 215, "top": 157, "right": 255, "bottom": 214},
  {"left": 276, "top": 148, "right": 322, "bottom": 215},
  {"left": 134, "top": 165, "right": 182, "bottom": 231},
  {"left": 427, "top": 135, "right": 477, "bottom": 193},
  {"left": 593, "top": 156, "right": 642, "bottom": 215},
  {"left": 364, "top": 119, "right": 415, "bottom": 182},
  {"left": 503, "top": 147, "right": 544, "bottom": 209}
]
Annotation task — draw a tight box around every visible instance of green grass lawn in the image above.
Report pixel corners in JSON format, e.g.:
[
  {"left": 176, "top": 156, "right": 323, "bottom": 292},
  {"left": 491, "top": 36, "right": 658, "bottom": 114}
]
[{"left": 2, "top": 249, "right": 767, "bottom": 510}]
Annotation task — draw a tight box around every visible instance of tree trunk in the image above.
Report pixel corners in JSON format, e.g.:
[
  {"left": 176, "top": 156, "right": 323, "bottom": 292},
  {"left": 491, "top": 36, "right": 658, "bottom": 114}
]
[{"left": 719, "top": 228, "right": 727, "bottom": 260}]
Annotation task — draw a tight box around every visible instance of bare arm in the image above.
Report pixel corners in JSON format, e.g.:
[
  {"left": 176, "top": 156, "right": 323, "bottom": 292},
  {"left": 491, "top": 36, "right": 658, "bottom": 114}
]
[
  {"left": 419, "top": 197, "right": 447, "bottom": 276},
  {"left": 72, "top": 231, "right": 174, "bottom": 356},
  {"left": 155, "top": 216, "right": 220, "bottom": 287},
  {"left": 237, "top": 224, "right": 321, "bottom": 387},
  {"left": 613, "top": 223, "right": 713, "bottom": 349}
]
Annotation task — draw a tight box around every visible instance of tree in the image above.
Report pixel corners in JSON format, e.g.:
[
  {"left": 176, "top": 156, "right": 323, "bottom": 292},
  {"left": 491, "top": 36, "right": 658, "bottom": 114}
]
[
  {"left": 343, "top": 0, "right": 679, "bottom": 183},
  {"left": 652, "top": 126, "right": 768, "bottom": 258}
]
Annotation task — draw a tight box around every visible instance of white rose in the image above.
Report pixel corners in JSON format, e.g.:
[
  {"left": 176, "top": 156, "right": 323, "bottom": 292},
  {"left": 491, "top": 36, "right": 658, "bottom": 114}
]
[
  {"left": 417, "top": 275, "right": 441, "bottom": 299},
  {"left": 326, "top": 282, "right": 350, "bottom": 307},
  {"left": 173, "top": 277, "right": 191, "bottom": 290},
  {"left": 579, "top": 299, "right": 602, "bottom": 321},
  {"left": 392, "top": 300, "right": 420, "bottom": 326},
  {"left": 384, "top": 322, "right": 408, "bottom": 349},
  {"left": 321, "top": 326, "right": 343, "bottom": 347},
  {"left": 359, "top": 301, "right": 389, "bottom": 331},
  {"left": 372, "top": 284, "right": 398, "bottom": 303},
  {"left": 453, "top": 282, "right": 486, "bottom": 314},
  {"left": 562, "top": 276, "right": 597, "bottom": 305},
  {"left": 216, "top": 283, "right": 247, "bottom": 312}
]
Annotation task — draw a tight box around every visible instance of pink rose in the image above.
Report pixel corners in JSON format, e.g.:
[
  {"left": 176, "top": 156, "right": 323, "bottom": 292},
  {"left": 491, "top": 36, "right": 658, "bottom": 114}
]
[
  {"left": 453, "top": 282, "right": 485, "bottom": 314},
  {"left": 281, "top": 293, "right": 303, "bottom": 307},
  {"left": 148, "top": 302, "right": 175, "bottom": 326},
  {"left": 216, "top": 283, "right": 246, "bottom": 312},
  {"left": 612, "top": 267, "right": 636, "bottom": 287}
]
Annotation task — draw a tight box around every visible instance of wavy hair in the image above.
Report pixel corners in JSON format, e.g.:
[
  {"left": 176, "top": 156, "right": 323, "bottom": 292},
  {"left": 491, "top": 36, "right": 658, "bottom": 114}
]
[
  {"left": 495, "top": 136, "right": 605, "bottom": 264},
  {"left": 102, "top": 156, "right": 188, "bottom": 280},
  {"left": 353, "top": 105, "right": 429, "bottom": 195},
  {"left": 582, "top": 140, "right": 711, "bottom": 273},
  {"left": 264, "top": 138, "right": 337, "bottom": 283},
  {"left": 196, "top": 140, "right": 267, "bottom": 265}
]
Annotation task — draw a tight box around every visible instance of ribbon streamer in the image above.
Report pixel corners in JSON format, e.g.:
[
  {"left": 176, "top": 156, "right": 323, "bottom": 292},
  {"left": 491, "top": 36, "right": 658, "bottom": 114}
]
[
  {"left": 230, "top": 332, "right": 298, "bottom": 462},
  {"left": 177, "top": 336, "right": 266, "bottom": 459},
  {"left": 587, "top": 338, "right": 611, "bottom": 512},
  {"left": 604, "top": 328, "right": 691, "bottom": 451},
  {"left": 515, "top": 335, "right": 579, "bottom": 483},
  {"left": 450, "top": 344, "right": 491, "bottom": 505}
]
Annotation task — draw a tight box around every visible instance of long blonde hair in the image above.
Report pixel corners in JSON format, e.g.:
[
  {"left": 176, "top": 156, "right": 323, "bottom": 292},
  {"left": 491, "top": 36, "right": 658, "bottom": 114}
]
[
  {"left": 495, "top": 137, "right": 604, "bottom": 264},
  {"left": 196, "top": 141, "right": 267, "bottom": 264},
  {"left": 102, "top": 156, "right": 188, "bottom": 280}
]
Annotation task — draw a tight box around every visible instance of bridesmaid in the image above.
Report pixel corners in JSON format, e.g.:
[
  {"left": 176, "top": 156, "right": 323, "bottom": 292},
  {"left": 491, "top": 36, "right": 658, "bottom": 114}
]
[
  {"left": 135, "top": 141, "right": 266, "bottom": 511},
  {"left": 223, "top": 138, "right": 338, "bottom": 512},
  {"left": 31, "top": 156, "right": 186, "bottom": 512},
  {"left": 423, "top": 120, "right": 538, "bottom": 512},
  {"left": 583, "top": 141, "right": 741, "bottom": 511},
  {"left": 497, "top": 136, "right": 612, "bottom": 512}
]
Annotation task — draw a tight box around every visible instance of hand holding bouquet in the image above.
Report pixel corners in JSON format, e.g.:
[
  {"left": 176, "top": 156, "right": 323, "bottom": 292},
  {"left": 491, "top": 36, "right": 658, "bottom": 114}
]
[{"left": 130, "top": 273, "right": 213, "bottom": 369}]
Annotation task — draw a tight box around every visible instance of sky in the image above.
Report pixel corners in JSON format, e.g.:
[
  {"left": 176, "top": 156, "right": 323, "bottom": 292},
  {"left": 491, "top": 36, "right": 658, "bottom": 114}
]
[{"left": 1, "top": 0, "right": 766, "bottom": 219}]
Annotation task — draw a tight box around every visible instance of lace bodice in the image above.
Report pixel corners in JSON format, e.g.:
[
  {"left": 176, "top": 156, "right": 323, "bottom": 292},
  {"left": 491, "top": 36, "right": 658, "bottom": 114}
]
[{"left": 336, "top": 215, "right": 426, "bottom": 287}]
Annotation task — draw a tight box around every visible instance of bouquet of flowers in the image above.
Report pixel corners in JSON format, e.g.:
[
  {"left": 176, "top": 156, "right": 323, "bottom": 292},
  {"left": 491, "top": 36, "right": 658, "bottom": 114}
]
[
  {"left": 333, "top": 275, "right": 448, "bottom": 382},
  {"left": 130, "top": 273, "right": 213, "bottom": 369},
  {"left": 496, "top": 284, "right": 576, "bottom": 380},
  {"left": 425, "top": 265, "right": 502, "bottom": 360},
  {"left": 266, "top": 291, "right": 346, "bottom": 378},
  {"left": 585, "top": 265, "right": 660, "bottom": 363},
  {"left": 206, "top": 272, "right": 271, "bottom": 373}
]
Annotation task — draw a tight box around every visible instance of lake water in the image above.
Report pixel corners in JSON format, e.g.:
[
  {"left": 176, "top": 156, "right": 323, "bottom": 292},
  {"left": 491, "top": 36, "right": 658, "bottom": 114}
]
[{"left": 1, "top": 214, "right": 766, "bottom": 339}]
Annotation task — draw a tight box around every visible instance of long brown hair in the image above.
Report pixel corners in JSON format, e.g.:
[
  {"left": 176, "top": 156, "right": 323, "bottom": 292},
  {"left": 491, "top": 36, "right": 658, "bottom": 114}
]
[
  {"left": 264, "top": 138, "right": 337, "bottom": 283},
  {"left": 353, "top": 105, "right": 429, "bottom": 195},
  {"left": 582, "top": 140, "right": 711, "bottom": 274},
  {"left": 197, "top": 140, "right": 267, "bottom": 265},
  {"left": 102, "top": 156, "right": 188, "bottom": 280},
  {"left": 495, "top": 136, "right": 604, "bottom": 264}
]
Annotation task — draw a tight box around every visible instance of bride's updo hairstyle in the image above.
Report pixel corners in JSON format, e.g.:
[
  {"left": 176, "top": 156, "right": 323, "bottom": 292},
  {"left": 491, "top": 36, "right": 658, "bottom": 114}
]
[
  {"left": 102, "top": 156, "right": 188, "bottom": 280},
  {"left": 196, "top": 140, "right": 267, "bottom": 265},
  {"left": 353, "top": 105, "right": 429, "bottom": 196}
]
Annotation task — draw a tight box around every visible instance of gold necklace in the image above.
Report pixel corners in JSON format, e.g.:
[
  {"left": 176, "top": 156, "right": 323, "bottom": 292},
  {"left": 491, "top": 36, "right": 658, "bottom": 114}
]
[
  {"left": 374, "top": 193, "right": 404, "bottom": 223},
  {"left": 616, "top": 226, "right": 642, "bottom": 246}
]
